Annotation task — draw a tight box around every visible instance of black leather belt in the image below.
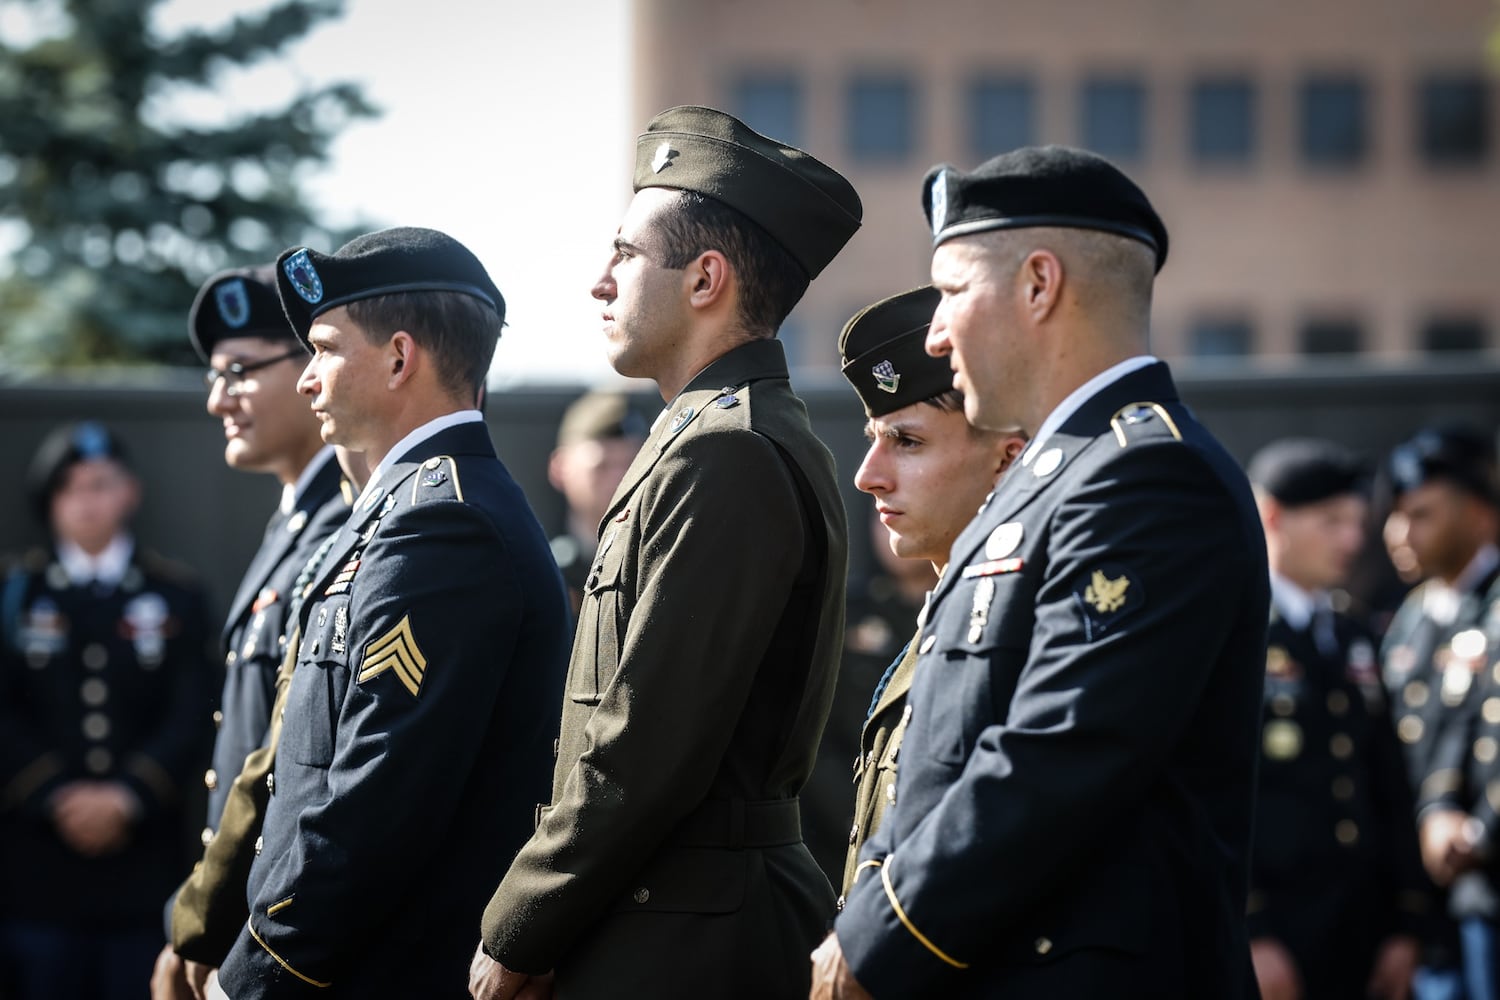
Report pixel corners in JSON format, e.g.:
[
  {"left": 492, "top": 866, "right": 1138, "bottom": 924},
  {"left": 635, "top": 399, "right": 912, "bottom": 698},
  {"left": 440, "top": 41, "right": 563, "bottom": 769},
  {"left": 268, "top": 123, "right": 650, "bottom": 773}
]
[{"left": 672, "top": 797, "right": 802, "bottom": 848}]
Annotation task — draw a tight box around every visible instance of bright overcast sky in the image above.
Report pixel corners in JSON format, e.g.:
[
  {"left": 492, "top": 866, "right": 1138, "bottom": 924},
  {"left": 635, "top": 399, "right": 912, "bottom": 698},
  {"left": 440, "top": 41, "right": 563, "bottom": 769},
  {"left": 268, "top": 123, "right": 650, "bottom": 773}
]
[{"left": 153, "top": 0, "right": 633, "bottom": 385}]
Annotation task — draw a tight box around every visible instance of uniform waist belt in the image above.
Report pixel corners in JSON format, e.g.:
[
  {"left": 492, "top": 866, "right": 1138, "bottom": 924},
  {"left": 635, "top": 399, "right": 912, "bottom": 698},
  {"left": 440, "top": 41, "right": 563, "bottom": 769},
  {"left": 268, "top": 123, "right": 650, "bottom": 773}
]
[{"left": 671, "top": 798, "right": 802, "bottom": 848}]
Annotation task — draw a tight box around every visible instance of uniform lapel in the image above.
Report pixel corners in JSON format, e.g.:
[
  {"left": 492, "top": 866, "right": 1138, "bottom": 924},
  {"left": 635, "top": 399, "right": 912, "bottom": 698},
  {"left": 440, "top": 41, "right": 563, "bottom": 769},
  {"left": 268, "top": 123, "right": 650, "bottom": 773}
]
[{"left": 598, "top": 339, "right": 791, "bottom": 528}]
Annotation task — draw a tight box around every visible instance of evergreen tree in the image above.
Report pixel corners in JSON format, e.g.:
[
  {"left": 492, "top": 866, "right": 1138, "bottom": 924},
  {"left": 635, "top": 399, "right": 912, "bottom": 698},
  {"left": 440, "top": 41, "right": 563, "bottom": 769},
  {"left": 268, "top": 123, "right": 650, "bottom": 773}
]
[{"left": 0, "top": 0, "right": 375, "bottom": 369}]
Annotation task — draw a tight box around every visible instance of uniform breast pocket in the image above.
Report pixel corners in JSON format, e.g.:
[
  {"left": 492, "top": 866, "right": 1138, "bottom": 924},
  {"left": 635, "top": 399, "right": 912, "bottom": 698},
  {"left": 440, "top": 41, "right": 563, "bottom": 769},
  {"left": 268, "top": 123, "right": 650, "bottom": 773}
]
[
  {"left": 282, "top": 599, "right": 351, "bottom": 768},
  {"left": 569, "top": 527, "right": 630, "bottom": 705},
  {"left": 922, "top": 577, "right": 1032, "bottom": 766}
]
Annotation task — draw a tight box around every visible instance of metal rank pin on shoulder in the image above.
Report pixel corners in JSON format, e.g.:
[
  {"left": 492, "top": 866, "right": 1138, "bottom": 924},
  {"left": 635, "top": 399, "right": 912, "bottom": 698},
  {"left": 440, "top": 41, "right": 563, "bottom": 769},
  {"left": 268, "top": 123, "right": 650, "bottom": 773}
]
[{"left": 714, "top": 386, "right": 741, "bottom": 409}]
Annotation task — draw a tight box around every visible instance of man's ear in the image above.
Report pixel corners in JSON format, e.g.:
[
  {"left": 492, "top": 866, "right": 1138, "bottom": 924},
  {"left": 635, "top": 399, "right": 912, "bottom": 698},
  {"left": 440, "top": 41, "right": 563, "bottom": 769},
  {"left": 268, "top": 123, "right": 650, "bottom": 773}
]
[
  {"left": 1019, "top": 249, "right": 1064, "bottom": 324},
  {"left": 388, "top": 331, "right": 417, "bottom": 389},
  {"left": 686, "top": 250, "right": 732, "bottom": 312}
]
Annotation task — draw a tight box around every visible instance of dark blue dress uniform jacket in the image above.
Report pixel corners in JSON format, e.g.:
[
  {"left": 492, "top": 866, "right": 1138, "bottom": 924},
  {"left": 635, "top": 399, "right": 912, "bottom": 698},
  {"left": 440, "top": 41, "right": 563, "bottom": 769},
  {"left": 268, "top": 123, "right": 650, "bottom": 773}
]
[
  {"left": 1249, "top": 607, "right": 1428, "bottom": 999},
  {"left": 0, "top": 545, "right": 212, "bottom": 926},
  {"left": 206, "top": 453, "right": 345, "bottom": 833},
  {"left": 215, "top": 420, "right": 570, "bottom": 999},
  {"left": 836, "top": 362, "right": 1269, "bottom": 998}
]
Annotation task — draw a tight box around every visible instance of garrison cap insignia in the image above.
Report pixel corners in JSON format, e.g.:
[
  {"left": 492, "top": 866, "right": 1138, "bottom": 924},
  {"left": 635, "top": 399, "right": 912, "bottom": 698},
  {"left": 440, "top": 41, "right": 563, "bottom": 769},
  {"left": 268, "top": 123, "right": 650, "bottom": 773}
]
[
  {"left": 282, "top": 249, "right": 324, "bottom": 305},
  {"left": 421, "top": 469, "right": 447, "bottom": 487},
  {"left": 1074, "top": 563, "right": 1143, "bottom": 640},
  {"left": 1262, "top": 719, "right": 1303, "bottom": 761},
  {"left": 214, "top": 278, "right": 251, "bottom": 329},
  {"left": 652, "top": 142, "right": 677, "bottom": 173},
  {"left": 872, "top": 360, "right": 900, "bottom": 394},
  {"left": 1032, "top": 448, "right": 1064, "bottom": 478},
  {"left": 985, "top": 522, "right": 1024, "bottom": 560},
  {"left": 358, "top": 614, "right": 427, "bottom": 697}
]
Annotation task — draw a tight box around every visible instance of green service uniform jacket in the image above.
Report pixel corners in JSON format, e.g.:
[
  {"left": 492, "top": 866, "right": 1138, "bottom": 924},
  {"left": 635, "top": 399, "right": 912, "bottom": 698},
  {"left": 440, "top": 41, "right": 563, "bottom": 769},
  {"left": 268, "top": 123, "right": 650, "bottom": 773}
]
[
  {"left": 481, "top": 338, "right": 849, "bottom": 999},
  {"left": 216, "top": 419, "right": 571, "bottom": 999},
  {"left": 840, "top": 632, "right": 918, "bottom": 900}
]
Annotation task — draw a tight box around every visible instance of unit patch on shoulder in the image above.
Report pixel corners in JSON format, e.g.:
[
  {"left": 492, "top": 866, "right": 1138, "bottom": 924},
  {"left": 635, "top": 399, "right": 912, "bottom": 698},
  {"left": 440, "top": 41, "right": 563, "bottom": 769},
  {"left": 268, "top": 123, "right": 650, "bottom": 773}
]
[
  {"left": 1073, "top": 563, "right": 1144, "bottom": 640},
  {"left": 357, "top": 614, "right": 427, "bottom": 697}
]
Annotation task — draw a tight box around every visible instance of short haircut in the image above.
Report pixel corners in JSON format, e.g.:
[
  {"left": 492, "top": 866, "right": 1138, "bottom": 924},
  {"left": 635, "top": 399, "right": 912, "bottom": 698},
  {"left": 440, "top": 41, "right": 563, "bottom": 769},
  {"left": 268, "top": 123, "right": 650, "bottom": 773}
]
[
  {"left": 347, "top": 290, "right": 501, "bottom": 399},
  {"left": 653, "top": 190, "right": 811, "bottom": 337}
]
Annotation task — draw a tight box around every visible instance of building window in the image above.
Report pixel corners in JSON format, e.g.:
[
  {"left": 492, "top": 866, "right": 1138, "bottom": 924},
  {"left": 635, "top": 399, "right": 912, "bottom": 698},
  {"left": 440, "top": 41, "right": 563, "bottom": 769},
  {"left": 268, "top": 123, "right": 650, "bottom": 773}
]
[
  {"left": 1299, "top": 318, "right": 1363, "bottom": 355},
  {"left": 1081, "top": 76, "right": 1146, "bottom": 161},
  {"left": 1419, "top": 73, "right": 1489, "bottom": 165},
  {"left": 1422, "top": 315, "right": 1488, "bottom": 353},
  {"left": 730, "top": 74, "right": 803, "bottom": 147},
  {"left": 1191, "top": 76, "right": 1256, "bottom": 165},
  {"left": 968, "top": 76, "right": 1035, "bottom": 159},
  {"left": 1300, "top": 75, "right": 1368, "bottom": 166},
  {"left": 1187, "top": 316, "right": 1254, "bottom": 360},
  {"left": 847, "top": 74, "right": 917, "bottom": 162}
]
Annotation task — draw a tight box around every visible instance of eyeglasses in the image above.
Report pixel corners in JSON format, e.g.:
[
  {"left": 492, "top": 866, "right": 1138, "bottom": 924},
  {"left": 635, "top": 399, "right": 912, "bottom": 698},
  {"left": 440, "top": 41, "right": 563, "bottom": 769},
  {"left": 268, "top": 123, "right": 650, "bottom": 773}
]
[{"left": 204, "top": 347, "right": 305, "bottom": 397}]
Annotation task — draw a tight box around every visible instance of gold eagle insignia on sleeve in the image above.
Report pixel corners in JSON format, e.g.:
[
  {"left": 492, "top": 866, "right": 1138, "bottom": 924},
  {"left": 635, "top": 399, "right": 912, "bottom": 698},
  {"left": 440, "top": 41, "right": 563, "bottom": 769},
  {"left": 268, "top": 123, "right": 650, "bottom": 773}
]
[{"left": 1084, "top": 570, "right": 1130, "bottom": 614}]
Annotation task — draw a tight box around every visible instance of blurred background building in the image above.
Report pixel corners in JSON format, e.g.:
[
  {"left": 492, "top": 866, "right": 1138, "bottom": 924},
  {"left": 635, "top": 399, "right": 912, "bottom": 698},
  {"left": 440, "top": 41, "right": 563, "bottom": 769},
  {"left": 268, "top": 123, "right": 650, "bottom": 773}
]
[{"left": 633, "top": 0, "right": 1500, "bottom": 373}]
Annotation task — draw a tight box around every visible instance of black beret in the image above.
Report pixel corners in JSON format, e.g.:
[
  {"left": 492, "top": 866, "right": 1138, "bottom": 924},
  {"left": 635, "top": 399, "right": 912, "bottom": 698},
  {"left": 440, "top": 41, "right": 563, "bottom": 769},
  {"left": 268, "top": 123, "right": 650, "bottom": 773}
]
[
  {"left": 921, "top": 145, "right": 1168, "bottom": 272},
  {"left": 187, "top": 265, "right": 294, "bottom": 362},
  {"left": 1387, "top": 425, "right": 1499, "bottom": 506},
  {"left": 634, "top": 105, "right": 863, "bottom": 279},
  {"left": 26, "top": 422, "right": 130, "bottom": 523},
  {"left": 1248, "top": 438, "right": 1367, "bottom": 507},
  {"left": 839, "top": 287, "right": 953, "bottom": 418},
  {"left": 556, "top": 391, "right": 651, "bottom": 449},
  {"left": 275, "top": 227, "right": 505, "bottom": 346}
]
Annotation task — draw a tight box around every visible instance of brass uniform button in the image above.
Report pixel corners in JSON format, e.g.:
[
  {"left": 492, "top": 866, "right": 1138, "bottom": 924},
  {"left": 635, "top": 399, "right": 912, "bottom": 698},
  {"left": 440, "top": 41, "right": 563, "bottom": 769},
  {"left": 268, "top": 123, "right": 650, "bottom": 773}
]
[
  {"left": 213, "top": 710, "right": 224, "bottom": 728},
  {"left": 1270, "top": 694, "right": 1296, "bottom": 717},
  {"left": 84, "top": 748, "right": 112, "bottom": 774},
  {"left": 201, "top": 827, "right": 215, "bottom": 847},
  {"left": 1035, "top": 937, "right": 1053, "bottom": 956},
  {"left": 1335, "top": 819, "right": 1359, "bottom": 846},
  {"left": 80, "top": 679, "right": 108, "bottom": 706},
  {"left": 1484, "top": 698, "right": 1500, "bottom": 726},
  {"left": 632, "top": 887, "right": 650, "bottom": 904},
  {"left": 82, "top": 712, "right": 111, "bottom": 741},
  {"left": 266, "top": 773, "right": 275, "bottom": 794},
  {"left": 1332, "top": 776, "right": 1355, "bottom": 801},
  {"left": 1476, "top": 737, "right": 1499, "bottom": 765},
  {"left": 1326, "top": 691, "right": 1350, "bottom": 716},
  {"left": 204, "top": 769, "right": 218, "bottom": 791},
  {"left": 254, "top": 836, "right": 264, "bottom": 856},
  {"left": 886, "top": 782, "right": 896, "bottom": 804},
  {"left": 1330, "top": 733, "right": 1354, "bottom": 759},
  {"left": 1398, "top": 716, "right": 1424, "bottom": 744},
  {"left": 82, "top": 644, "right": 108, "bottom": 670},
  {"left": 1405, "top": 682, "right": 1429, "bottom": 708}
]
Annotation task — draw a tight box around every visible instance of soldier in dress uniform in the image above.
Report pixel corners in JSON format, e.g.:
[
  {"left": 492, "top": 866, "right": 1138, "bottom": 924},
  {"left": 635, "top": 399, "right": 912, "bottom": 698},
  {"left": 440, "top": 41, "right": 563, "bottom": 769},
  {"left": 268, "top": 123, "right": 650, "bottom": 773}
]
[
  {"left": 0, "top": 423, "right": 212, "bottom": 1000},
  {"left": 815, "top": 147, "right": 1268, "bottom": 999},
  {"left": 203, "top": 228, "right": 570, "bottom": 999},
  {"left": 473, "top": 106, "right": 861, "bottom": 1000},
  {"left": 821, "top": 286, "right": 1026, "bottom": 901},
  {"left": 1245, "top": 438, "right": 1427, "bottom": 1000},
  {"left": 1379, "top": 427, "right": 1500, "bottom": 998},
  {"left": 546, "top": 390, "right": 648, "bottom": 616},
  {"left": 151, "top": 266, "right": 364, "bottom": 1000}
]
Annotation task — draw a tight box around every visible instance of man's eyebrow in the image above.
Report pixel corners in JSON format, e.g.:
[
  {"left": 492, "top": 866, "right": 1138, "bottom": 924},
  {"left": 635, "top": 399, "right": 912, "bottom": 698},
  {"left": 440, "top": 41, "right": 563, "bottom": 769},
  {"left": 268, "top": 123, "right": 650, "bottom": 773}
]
[{"left": 613, "top": 236, "right": 645, "bottom": 254}]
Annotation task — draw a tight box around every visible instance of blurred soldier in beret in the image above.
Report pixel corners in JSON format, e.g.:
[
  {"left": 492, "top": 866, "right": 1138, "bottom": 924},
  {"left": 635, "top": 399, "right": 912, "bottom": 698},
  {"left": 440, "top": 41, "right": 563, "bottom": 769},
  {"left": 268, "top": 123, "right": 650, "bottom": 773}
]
[
  {"left": 1379, "top": 426, "right": 1500, "bottom": 999},
  {"left": 204, "top": 228, "right": 570, "bottom": 1000},
  {"left": 475, "top": 106, "right": 861, "bottom": 999},
  {"left": 150, "top": 266, "right": 365, "bottom": 1000},
  {"left": 819, "top": 146, "right": 1268, "bottom": 998},
  {"left": 546, "top": 390, "right": 648, "bottom": 616},
  {"left": 1, "top": 423, "right": 212, "bottom": 1000},
  {"left": 808, "top": 286, "right": 1026, "bottom": 899},
  {"left": 1245, "top": 438, "right": 1427, "bottom": 1000}
]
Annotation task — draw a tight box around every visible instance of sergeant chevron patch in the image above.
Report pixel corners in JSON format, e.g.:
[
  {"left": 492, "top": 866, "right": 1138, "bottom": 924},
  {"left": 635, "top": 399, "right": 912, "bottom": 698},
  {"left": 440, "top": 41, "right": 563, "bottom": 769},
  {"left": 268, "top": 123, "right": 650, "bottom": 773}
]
[{"left": 357, "top": 615, "right": 428, "bottom": 697}]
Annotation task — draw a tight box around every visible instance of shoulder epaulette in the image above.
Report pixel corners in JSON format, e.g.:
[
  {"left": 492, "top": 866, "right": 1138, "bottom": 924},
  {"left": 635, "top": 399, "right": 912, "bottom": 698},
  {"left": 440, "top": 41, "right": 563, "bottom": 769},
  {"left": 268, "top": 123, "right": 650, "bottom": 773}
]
[
  {"left": 410, "top": 456, "right": 464, "bottom": 504},
  {"left": 1109, "top": 401, "right": 1182, "bottom": 447}
]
